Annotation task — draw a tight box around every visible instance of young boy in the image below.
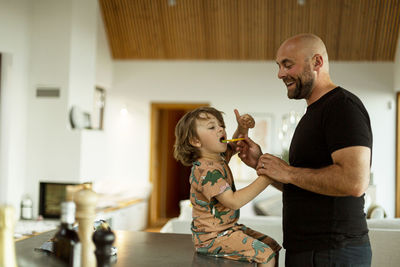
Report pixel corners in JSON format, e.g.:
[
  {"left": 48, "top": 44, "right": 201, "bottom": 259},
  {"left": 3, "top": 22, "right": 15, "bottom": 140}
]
[{"left": 174, "top": 106, "right": 281, "bottom": 267}]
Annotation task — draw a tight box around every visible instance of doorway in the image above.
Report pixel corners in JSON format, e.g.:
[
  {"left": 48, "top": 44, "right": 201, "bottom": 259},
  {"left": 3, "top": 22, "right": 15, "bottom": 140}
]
[
  {"left": 396, "top": 92, "right": 400, "bottom": 217},
  {"left": 148, "top": 102, "right": 209, "bottom": 227}
]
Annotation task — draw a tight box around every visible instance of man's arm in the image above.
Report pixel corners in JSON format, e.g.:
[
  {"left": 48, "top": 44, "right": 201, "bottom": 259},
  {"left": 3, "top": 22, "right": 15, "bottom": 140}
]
[
  {"left": 271, "top": 181, "right": 284, "bottom": 192},
  {"left": 216, "top": 175, "right": 272, "bottom": 210},
  {"left": 236, "top": 135, "right": 263, "bottom": 169},
  {"left": 257, "top": 146, "right": 371, "bottom": 197}
]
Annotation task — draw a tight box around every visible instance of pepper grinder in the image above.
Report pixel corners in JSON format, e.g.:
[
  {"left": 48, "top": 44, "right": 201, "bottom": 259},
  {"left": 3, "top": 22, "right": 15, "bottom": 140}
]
[
  {"left": 93, "top": 229, "right": 115, "bottom": 267},
  {"left": 74, "top": 187, "right": 98, "bottom": 267}
]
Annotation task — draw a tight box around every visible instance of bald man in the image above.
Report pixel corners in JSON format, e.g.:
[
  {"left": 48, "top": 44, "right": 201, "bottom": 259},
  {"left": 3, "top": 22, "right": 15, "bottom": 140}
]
[{"left": 237, "top": 34, "right": 372, "bottom": 266}]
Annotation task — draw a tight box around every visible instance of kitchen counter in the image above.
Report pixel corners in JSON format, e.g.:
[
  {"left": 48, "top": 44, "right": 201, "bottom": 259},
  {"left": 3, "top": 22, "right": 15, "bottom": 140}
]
[{"left": 15, "top": 230, "right": 254, "bottom": 266}]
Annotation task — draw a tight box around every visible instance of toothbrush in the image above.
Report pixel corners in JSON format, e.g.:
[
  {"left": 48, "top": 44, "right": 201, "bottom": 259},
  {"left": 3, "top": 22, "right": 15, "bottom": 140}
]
[{"left": 221, "top": 138, "right": 245, "bottom": 143}]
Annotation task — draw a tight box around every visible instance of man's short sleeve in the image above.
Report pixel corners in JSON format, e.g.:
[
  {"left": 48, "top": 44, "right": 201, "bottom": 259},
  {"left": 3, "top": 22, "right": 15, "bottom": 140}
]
[
  {"left": 324, "top": 97, "right": 372, "bottom": 154},
  {"left": 199, "top": 167, "right": 232, "bottom": 202}
]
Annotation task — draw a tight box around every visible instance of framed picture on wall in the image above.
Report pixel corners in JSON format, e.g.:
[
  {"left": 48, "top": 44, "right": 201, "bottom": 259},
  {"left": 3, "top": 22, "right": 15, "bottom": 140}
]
[
  {"left": 248, "top": 112, "right": 274, "bottom": 154},
  {"left": 92, "top": 86, "right": 106, "bottom": 130}
]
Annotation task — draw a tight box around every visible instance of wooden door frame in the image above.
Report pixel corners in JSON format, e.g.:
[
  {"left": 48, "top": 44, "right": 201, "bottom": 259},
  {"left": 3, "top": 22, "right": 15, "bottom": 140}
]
[
  {"left": 396, "top": 92, "right": 400, "bottom": 217},
  {"left": 148, "top": 102, "right": 209, "bottom": 227}
]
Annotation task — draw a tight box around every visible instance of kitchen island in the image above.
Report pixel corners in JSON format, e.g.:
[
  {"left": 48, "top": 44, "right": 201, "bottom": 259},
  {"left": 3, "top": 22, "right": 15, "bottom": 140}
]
[{"left": 15, "top": 230, "right": 254, "bottom": 266}]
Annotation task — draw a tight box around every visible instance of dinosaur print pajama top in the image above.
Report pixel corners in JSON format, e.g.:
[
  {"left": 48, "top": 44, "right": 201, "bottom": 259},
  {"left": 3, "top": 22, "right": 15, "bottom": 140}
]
[{"left": 189, "top": 152, "right": 281, "bottom": 264}]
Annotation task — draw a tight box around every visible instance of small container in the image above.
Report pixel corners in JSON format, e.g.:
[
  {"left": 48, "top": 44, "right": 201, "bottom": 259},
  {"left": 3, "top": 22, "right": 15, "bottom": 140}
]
[{"left": 20, "top": 195, "right": 33, "bottom": 220}]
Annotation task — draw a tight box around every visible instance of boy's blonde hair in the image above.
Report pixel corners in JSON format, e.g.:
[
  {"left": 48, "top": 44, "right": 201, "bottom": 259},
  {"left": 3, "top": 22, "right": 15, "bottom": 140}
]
[{"left": 174, "top": 106, "right": 225, "bottom": 166}]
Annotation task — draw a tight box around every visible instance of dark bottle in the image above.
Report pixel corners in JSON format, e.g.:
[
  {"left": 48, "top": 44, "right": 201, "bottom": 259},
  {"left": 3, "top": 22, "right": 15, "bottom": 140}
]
[{"left": 53, "top": 201, "right": 81, "bottom": 267}]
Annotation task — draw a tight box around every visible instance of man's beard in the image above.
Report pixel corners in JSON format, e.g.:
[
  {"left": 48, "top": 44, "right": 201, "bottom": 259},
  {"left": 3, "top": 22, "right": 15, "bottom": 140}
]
[{"left": 287, "top": 66, "right": 314, "bottom": 100}]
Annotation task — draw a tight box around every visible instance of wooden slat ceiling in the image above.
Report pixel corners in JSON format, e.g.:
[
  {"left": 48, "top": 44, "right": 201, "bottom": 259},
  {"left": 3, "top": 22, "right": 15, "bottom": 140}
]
[{"left": 99, "top": 0, "right": 400, "bottom": 61}]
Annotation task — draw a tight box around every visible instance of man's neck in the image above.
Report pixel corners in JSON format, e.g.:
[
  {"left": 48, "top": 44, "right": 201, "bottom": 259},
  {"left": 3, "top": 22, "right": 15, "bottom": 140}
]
[{"left": 306, "top": 80, "right": 337, "bottom": 106}]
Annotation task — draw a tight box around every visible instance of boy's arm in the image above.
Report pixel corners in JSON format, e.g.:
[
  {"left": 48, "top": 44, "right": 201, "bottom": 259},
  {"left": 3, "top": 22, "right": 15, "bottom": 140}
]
[{"left": 216, "top": 175, "right": 272, "bottom": 210}]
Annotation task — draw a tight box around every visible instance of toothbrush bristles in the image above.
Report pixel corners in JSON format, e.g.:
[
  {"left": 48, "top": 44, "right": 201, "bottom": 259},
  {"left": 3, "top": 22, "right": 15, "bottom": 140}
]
[{"left": 222, "top": 138, "right": 245, "bottom": 143}]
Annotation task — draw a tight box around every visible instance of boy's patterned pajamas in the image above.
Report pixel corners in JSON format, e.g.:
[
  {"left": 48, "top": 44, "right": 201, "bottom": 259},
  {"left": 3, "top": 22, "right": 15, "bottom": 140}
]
[
  {"left": 196, "top": 224, "right": 280, "bottom": 264},
  {"left": 190, "top": 154, "right": 281, "bottom": 264}
]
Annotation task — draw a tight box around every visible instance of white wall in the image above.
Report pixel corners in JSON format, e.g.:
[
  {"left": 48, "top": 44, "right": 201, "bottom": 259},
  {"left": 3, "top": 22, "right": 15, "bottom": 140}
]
[
  {"left": 25, "top": 0, "right": 101, "bottom": 217},
  {"left": 0, "top": 0, "right": 107, "bottom": 217},
  {"left": 95, "top": 12, "right": 113, "bottom": 90},
  {"left": 109, "top": 61, "right": 396, "bottom": 217},
  {"left": 0, "top": 0, "right": 31, "bottom": 212},
  {"left": 26, "top": 0, "right": 80, "bottom": 203},
  {"left": 80, "top": 8, "right": 114, "bottom": 182},
  {"left": 69, "top": 0, "right": 97, "bottom": 111}
]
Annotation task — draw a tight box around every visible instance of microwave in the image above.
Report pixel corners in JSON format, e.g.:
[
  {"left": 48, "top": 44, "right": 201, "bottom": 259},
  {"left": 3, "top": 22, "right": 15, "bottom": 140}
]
[{"left": 39, "top": 182, "right": 91, "bottom": 218}]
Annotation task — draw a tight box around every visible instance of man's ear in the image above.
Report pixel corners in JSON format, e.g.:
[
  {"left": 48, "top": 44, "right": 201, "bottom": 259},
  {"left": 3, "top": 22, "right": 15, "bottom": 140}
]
[
  {"left": 312, "top": 54, "right": 323, "bottom": 71},
  {"left": 190, "top": 138, "right": 201, "bottom": 148}
]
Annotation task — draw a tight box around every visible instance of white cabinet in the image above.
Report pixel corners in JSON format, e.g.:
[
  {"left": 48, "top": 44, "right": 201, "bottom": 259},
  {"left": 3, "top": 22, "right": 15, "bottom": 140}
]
[{"left": 98, "top": 201, "right": 148, "bottom": 231}]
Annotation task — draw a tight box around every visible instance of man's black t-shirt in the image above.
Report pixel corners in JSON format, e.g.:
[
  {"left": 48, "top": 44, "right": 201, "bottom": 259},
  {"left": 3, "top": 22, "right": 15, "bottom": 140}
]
[{"left": 284, "top": 87, "right": 372, "bottom": 252}]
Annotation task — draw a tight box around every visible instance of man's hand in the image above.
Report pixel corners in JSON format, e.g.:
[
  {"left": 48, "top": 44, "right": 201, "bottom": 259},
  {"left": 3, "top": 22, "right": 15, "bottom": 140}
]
[
  {"left": 256, "top": 154, "right": 292, "bottom": 184},
  {"left": 236, "top": 135, "right": 262, "bottom": 169}
]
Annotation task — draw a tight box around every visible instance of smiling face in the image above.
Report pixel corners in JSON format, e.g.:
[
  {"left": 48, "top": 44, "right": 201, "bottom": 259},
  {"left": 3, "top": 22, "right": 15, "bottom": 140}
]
[
  {"left": 191, "top": 112, "right": 227, "bottom": 160},
  {"left": 276, "top": 38, "right": 317, "bottom": 100}
]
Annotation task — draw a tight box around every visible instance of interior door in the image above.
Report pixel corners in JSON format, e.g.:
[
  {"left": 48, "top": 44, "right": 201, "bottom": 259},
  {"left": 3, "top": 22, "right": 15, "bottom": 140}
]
[{"left": 149, "top": 103, "right": 209, "bottom": 227}]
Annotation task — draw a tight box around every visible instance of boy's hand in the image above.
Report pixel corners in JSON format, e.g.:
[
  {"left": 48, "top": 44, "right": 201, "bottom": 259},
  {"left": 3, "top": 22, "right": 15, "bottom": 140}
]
[{"left": 234, "top": 109, "right": 255, "bottom": 130}]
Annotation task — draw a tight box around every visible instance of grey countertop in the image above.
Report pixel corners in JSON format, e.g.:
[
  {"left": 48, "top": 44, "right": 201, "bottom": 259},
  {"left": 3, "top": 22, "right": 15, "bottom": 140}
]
[{"left": 15, "top": 230, "right": 254, "bottom": 266}]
